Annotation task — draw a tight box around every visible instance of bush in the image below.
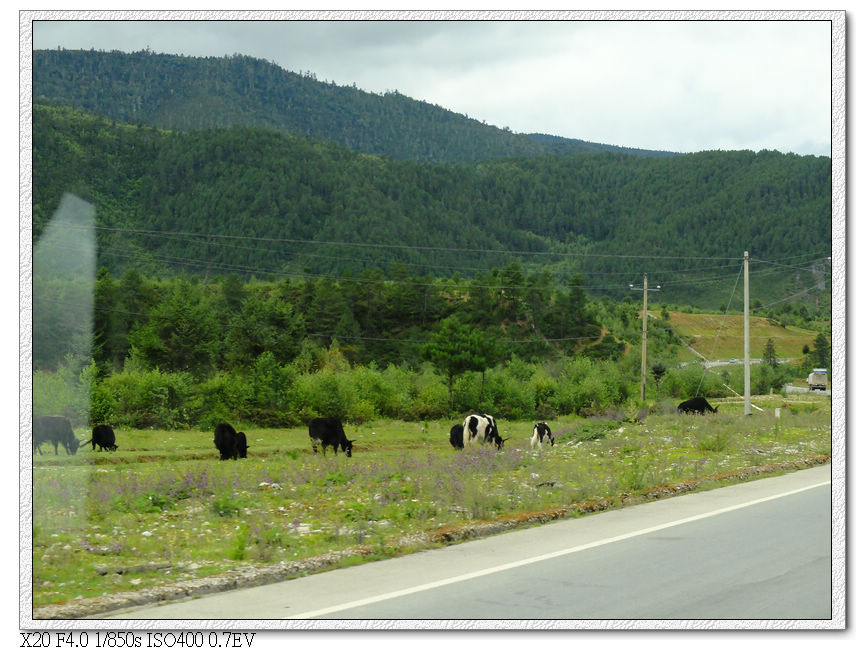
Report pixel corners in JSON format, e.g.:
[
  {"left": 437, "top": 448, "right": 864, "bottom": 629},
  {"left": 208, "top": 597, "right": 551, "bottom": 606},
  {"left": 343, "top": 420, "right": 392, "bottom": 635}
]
[
  {"left": 379, "top": 364, "right": 417, "bottom": 418},
  {"left": 752, "top": 363, "right": 791, "bottom": 395},
  {"left": 193, "top": 372, "right": 252, "bottom": 429},
  {"left": 483, "top": 368, "right": 534, "bottom": 420},
  {"left": 34, "top": 358, "right": 93, "bottom": 425},
  {"left": 531, "top": 369, "right": 557, "bottom": 414},
  {"left": 81, "top": 349, "right": 664, "bottom": 428},
  {"left": 90, "top": 379, "right": 118, "bottom": 425},
  {"left": 248, "top": 351, "right": 293, "bottom": 412},
  {"left": 696, "top": 431, "right": 733, "bottom": 453},
  {"left": 212, "top": 494, "right": 242, "bottom": 517},
  {"left": 409, "top": 363, "right": 449, "bottom": 419},
  {"left": 98, "top": 367, "right": 195, "bottom": 428},
  {"left": 661, "top": 364, "right": 725, "bottom": 399},
  {"left": 290, "top": 370, "right": 359, "bottom": 421},
  {"left": 352, "top": 364, "right": 401, "bottom": 418}
]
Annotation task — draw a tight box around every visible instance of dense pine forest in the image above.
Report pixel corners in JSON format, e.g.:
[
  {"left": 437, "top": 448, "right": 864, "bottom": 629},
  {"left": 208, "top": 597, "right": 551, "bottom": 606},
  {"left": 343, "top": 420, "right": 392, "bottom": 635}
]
[
  {"left": 33, "top": 103, "right": 830, "bottom": 307},
  {"left": 30, "top": 49, "right": 832, "bottom": 429},
  {"left": 33, "top": 48, "right": 674, "bottom": 163}
]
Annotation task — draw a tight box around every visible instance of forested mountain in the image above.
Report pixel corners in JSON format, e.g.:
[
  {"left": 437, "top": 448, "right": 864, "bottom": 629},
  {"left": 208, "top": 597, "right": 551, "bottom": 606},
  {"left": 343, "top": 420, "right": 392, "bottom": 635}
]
[
  {"left": 31, "top": 48, "right": 832, "bottom": 427},
  {"left": 33, "top": 48, "right": 676, "bottom": 164},
  {"left": 33, "top": 103, "right": 831, "bottom": 308}
]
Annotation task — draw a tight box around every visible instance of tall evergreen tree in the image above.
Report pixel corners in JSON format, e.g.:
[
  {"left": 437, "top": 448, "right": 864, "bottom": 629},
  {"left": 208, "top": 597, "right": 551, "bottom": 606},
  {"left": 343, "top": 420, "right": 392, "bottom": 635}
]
[{"left": 423, "top": 316, "right": 497, "bottom": 410}]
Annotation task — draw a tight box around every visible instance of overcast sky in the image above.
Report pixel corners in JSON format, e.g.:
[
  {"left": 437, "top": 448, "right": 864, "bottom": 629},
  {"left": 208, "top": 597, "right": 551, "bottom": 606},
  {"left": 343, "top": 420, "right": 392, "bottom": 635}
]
[{"left": 30, "top": 14, "right": 835, "bottom": 156}]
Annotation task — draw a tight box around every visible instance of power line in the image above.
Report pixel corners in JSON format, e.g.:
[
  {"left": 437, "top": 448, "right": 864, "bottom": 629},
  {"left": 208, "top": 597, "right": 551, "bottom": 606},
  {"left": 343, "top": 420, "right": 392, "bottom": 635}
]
[
  {"left": 53, "top": 222, "right": 832, "bottom": 279},
  {"left": 38, "top": 298, "right": 820, "bottom": 346},
  {"left": 98, "top": 227, "right": 754, "bottom": 277},
  {"left": 48, "top": 243, "right": 747, "bottom": 293},
  {"left": 44, "top": 241, "right": 829, "bottom": 297},
  {"left": 751, "top": 283, "right": 826, "bottom": 310},
  {"left": 693, "top": 260, "right": 743, "bottom": 398},
  {"left": 70, "top": 223, "right": 751, "bottom": 261},
  {"left": 752, "top": 251, "right": 832, "bottom": 265}
]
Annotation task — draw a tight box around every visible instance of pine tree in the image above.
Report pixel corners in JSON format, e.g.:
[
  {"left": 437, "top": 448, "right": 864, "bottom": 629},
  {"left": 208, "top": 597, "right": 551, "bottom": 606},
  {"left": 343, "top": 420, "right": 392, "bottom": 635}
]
[
  {"left": 423, "top": 316, "right": 498, "bottom": 411},
  {"left": 812, "top": 332, "right": 830, "bottom": 367},
  {"left": 762, "top": 337, "right": 779, "bottom": 368}
]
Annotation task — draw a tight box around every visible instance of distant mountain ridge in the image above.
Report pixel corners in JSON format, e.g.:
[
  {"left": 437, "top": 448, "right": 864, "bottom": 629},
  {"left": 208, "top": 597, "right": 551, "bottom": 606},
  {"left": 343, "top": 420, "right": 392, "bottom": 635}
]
[
  {"left": 33, "top": 48, "right": 678, "bottom": 163},
  {"left": 32, "top": 103, "right": 830, "bottom": 309}
]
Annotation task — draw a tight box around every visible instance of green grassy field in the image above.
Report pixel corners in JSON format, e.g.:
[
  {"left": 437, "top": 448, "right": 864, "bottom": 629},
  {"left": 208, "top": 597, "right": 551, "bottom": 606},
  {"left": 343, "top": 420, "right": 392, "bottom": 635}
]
[
  {"left": 655, "top": 311, "right": 820, "bottom": 362},
  {"left": 32, "top": 394, "right": 831, "bottom": 608}
]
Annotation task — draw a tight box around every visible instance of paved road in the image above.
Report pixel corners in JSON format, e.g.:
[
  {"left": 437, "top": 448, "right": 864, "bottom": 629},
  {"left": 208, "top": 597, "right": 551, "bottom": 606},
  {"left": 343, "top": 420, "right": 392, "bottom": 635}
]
[
  {"left": 100, "top": 465, "right": 832, "bottom": 622},
  {"left": 785, "top": 384, "right": 831, "bottom": 396},
  {"left": 683, "top": 358, "right": 796, "bottom": 368}
]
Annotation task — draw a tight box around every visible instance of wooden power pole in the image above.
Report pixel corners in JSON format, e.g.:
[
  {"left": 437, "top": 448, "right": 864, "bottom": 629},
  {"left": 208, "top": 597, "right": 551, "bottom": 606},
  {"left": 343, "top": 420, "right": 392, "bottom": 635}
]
[
  {"left": 630, "top": 275, "right": 660, "bottom": 402},
  {"left": 744, "top": 251, "right": 751, "bottom": 416}
]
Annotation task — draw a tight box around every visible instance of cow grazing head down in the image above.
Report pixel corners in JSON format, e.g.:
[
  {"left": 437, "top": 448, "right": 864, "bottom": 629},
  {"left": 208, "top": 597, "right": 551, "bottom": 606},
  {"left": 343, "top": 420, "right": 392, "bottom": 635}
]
[
  {"left": 84, "top": 424, "right": 118, "bottom": 452},
  {"left": 235, "top": 431, "right": 249, "bottom": 459},
  {"left": 33, "top": 415, "right": 82, "bottom": 456},
  {"left": 309, "top": 417, "right": 354, "bottom": 457},
  {"left": 449, "top": 424, "right": 465, "bottom": 449},
  {"left": 213, "top": 422, "right": 248, "bottom": 460},
  {"left": 530, "top": 422, "right": 554, "bottom": 449},
  {"left": 462, "top": 414, "right": 507, "bottom": 451},
  {"left": 677, "top": 397, "right": 719, "bottom": 415}
]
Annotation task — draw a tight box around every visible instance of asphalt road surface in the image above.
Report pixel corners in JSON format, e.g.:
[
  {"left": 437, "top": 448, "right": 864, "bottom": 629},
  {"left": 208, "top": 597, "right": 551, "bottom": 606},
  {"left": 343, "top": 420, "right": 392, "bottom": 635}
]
[{"left": 101, "top": 464, "right": 832, "bottom": 622}]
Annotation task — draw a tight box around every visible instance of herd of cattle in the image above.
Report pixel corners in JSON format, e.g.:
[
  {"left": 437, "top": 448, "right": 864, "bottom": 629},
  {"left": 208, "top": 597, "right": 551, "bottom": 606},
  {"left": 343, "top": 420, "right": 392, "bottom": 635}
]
[
  {"left": 33, "top": 416, "right": 117, "bottom": 455},
  {"left": 32, "top": 398, "right": 719, "bottom": 459}
]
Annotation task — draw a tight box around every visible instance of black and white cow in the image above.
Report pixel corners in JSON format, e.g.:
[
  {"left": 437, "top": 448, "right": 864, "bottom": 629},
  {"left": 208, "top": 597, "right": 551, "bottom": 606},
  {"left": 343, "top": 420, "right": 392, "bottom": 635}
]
[
  {"left": 530, "top": 422, "right": 554, "bottom": 449},
  {"left": 213, "top": 422, "right": 248, "bottom": 460},
  {"left": 677, "top": 397, "right": 718, "bottom": 415},
  {"left": 449, "top": 424, "right": 465, "bottom": 449},
  {"left": 309, "top": 417, "right": 354, "bottom": 457},
  {"left": 33, "top": 415, "right": 81, "bottom": 456},
  {"left": 82, "top": 424, "right": 118, "bottom": 451},
  {"left": 462, "top": 414, "right": 507, "bottom": 450}
]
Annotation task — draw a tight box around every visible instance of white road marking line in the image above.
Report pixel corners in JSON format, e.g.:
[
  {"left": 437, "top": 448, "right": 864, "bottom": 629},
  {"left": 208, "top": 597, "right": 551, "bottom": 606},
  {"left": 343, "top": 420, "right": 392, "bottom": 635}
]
[{"left": 289, "top": 479, "right": 830, "bottom": 619}]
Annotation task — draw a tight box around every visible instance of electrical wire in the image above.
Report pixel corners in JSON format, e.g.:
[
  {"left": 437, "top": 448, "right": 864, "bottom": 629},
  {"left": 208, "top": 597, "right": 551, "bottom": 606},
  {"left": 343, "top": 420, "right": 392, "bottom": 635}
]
[{"left": 57, "top": 222, "right": 753, "bottom": 261}]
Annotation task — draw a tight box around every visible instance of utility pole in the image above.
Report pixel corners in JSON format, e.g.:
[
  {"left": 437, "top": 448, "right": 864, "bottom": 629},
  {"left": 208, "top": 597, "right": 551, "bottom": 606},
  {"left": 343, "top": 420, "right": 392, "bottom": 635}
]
[
  {"left": 630, "top": 275, "right": 661, "bottom": 401},
  {"left": 744, "top": 251, "right": 751, "bottom": 416}
]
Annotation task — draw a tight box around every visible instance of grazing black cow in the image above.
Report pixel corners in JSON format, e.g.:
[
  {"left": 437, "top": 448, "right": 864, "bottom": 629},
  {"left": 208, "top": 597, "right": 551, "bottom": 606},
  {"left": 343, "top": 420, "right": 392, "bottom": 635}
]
[
  {"left": 213, "top": 422, "right": 248, "bottom": 460},
  {"left": 530, "top": 422, "right": 554, "bottom": 449},
  {"left": 214, "top": 422, "right": 238, "bottom": 460},
  {"left": 235, "top": 431, "right": 249, "bottom": 459},
  {"left": 33, "top": 415, "right": 80, "bottom": 456},
  {"left": 309, "top": 417, "right": 354, "bottom": 457},
  {"left": 677, "top": 397, "right": 719, "bottom": 415},
  {"left": 82, "top": 424, "right": 118, "bottom": 451},
  {"left": 449, "top": 424, "right": 465, "bottom": 449},
  {"left": 463, "top": 414, "right": 507, "bottom": 450}
]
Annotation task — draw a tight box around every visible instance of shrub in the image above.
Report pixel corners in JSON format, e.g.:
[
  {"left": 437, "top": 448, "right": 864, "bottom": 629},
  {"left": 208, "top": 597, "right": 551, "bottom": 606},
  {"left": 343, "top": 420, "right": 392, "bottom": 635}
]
[
  {"left": 696, "top": 431, "right": 733, "bottom": 453},
  {"left": 137, "top": 491, "right": 175, "bottom": 513},
  {"left": 229, "top": 525, "right": 248, "bottom": 560},
  {"left": 193, "top": 372, "right": 251, "bottom": 429},
  {"left": 484, "top": 370, "right": 534, "bottom": 420},
  {"left": 34, "top": 358, "right": 93, "bottom": 425},
  {"left": 99, "top": 367, "right": 195, "bottom": 428},
  {"left": 620, "top": 458, "right": 652, "bottom": 492},
  {"left": 661, "top": 365, "right": 725, "bottom": 399},
  {"left": 248, "top": 351, "right": 292, "bottom": 412},
  {"left": 410, "top": 364, "right": 449, "bottom": 419},
  {"left": 211, "top": 494, "right": 242, "bottom": 517}
]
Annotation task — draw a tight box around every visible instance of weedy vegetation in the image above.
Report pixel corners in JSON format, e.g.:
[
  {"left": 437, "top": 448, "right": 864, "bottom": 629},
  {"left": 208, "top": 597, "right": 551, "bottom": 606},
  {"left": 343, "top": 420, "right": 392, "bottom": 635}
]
[{"left": 32, "top": 394, "right": 830, "bottom": 607}]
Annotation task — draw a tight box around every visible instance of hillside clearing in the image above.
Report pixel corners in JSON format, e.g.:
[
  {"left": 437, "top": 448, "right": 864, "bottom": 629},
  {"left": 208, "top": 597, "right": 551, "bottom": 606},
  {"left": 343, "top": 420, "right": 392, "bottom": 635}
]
[{"left": 656, "top": 311, "right": 820, "bottom": 362}]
